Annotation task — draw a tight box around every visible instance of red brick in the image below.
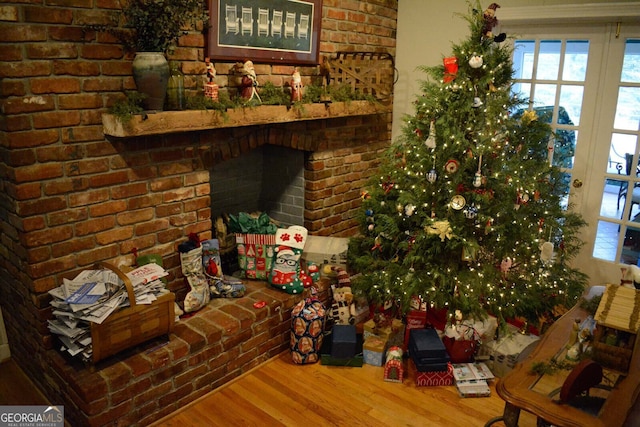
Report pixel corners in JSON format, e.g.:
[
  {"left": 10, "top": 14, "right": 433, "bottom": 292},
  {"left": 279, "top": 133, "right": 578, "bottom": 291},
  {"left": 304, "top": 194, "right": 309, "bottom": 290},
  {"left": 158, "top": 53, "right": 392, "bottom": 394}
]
[
  {"left": 74, "top": 216, "right": 116, "bottom": 236},
  {"left": 28, "top": 255, "right": 76, "bottom": 279},
  {"left": 101, "top": 61, "right": 133, "bottom": 76},
  {"left": 116, "top": 208, "right": 154, "bottom": 226},
  {"left": 32, "top": 110, "right": 81, "bottom": 128},
  {"left": 14, "top": 163, "right": 63, "bottom": 183},
  {"left": 128, "top": 194, "right": 164, "bottom": 210},
  {"left": 88, "top": 170, "right": 129, "bottom": 187},
  {"left": 53, "top": 60, "right": 100, "bottom": 76},
  {"left": 95, "top": 226, "right": 133, "bottom": 245},
  {"left": 43, "top": 177, "right": 89, "bottom": 196},
  {"left": 0, "top": 115, "right": 30, "bottom": 132},
  {"left": 0, "top": 44, "right": 22, "bottom": 62},
  {"left": 88, "top": 200, "right": 128, "bottom": 217},
  {"left": 66, "top": 158, "right": 109, "bottom": 176},
  {"left": 0, "top": 25, "right": 47, "bottom": 42},
  {"left": 135, "top": 218, "right": 169, "bottom": 236},
  {"left": 68, "top": 188, "right": 110, "bottom": 207},
  {"left": 48, "top": 26, "right": 93, "bottom": 42},
  {"left": 59, "top": 93, "right": 103, "bottom": 109},
  {"left": 61, "top": 125, "right": 104, "bottom": 143},
  {"left": 26, "top": 42, "right": 78, "bottom": 59},
  {"left": 75, "top": 245, "right": 120, "bottom": 267},
  {"left": 163, "top": 187, "right": 195, "bottom": 203},
  {"left": 24, "top": 6, "right": 72, "bottom": 23},
  {"left": 23, "top": 224, "right": 73, "bottom": 247},
  {"left": 0, "top": 6, "right": 19, "bottom": 22},
  {"left": 110, "top": 182, "right": 148, "bottom": 199},
  {"left": 6, "top": 149, "right": 36, "bottom": 166},
  {"left": 51, "top": 236, "right": 96, "bottom": 257},
  {"left": 119, "top": 234, "right": 156, "bottom": 254},
  {"left": 31, "top": 78, "right": 80, "bottom": 95},
  {"left": 11, "top": 182, "right": 41, "bottom": 200},
  {"left": 82, "top": 77, "right": 123, "bottom": 92},
  {"left": 168, "top": 211, "right": 197, "bottom": 227},
  {"left": 2, "top": 95, "right": 55, "bottom": 114},
  {"left": 48, "top": 207, "right": 88, "bottom": 226},
  {"left": 36, "top": 145, "right": 82, "bottom": 162},
  {"left": 81, "top": 44, "right": 124, "bottom": 60},
  {"left": 149, "top": 177, "right": 182, "bottom": 192}
]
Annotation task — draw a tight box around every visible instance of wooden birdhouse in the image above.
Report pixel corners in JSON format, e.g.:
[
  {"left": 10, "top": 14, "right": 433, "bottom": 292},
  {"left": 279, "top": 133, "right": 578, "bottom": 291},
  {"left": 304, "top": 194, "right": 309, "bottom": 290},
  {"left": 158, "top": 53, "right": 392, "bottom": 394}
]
[{"left": 593, "top": 284, "right": 640, "bottom": 374}]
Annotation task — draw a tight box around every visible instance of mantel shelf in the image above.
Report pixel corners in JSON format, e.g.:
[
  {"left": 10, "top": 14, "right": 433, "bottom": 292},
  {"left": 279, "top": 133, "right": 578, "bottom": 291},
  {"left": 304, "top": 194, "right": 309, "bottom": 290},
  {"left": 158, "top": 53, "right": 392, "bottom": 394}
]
[{"left": 102, "top": 101, "right": 390, "bottom": 138}]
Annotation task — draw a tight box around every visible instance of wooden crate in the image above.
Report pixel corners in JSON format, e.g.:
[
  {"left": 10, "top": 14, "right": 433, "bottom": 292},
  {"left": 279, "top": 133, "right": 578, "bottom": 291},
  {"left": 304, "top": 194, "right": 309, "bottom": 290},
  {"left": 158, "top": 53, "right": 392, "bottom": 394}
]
[
  {"left": 91, "top": 262, "right": 175, "bottom": 363},
  {"left": 329, "top": 51, "right": 395, "bottom": 104},
  {"left": 593, "top": 284, "right": 640, "bottom": 373}
]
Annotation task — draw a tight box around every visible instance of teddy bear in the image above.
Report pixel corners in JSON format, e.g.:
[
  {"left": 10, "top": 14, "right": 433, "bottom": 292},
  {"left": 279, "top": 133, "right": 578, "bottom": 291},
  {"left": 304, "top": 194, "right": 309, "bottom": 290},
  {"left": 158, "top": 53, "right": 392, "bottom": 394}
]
[{"left": 330, "top": 286, "right": 356, "bottom": 325}]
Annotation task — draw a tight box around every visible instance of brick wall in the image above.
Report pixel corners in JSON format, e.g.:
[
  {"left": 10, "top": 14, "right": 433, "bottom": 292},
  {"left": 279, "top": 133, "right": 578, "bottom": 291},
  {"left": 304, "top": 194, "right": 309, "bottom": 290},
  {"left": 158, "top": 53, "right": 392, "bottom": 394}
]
[{"left": 0, "top": 0, "right": 397, "bottom": 424}]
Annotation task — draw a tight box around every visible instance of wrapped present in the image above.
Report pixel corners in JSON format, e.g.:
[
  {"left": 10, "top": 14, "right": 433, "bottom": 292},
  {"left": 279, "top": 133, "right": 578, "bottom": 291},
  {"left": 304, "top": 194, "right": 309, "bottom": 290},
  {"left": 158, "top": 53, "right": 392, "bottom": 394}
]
[
  {"left": 410, "top": 360, "right": 454, "bottom": 386},
  {"left": 235, "top": 233, "right": 276, "bottom": 279},
  {"left": 363, "top": 318, "right": 404, "bottom": 347},
  {"left": 363, "top": 336, "right": 387, "bottom": 366},
  {"left": 320, "top": 332, "right": 363, "bottom": 367},
  {"left": 384, "top": 346, "right": 404, "bottom": 383},
  {"left": 332, "top": 324, "right": 357, "bottom": 359},
  {"left": 403, "top": 309, "right": 428, "bottom": 351}
]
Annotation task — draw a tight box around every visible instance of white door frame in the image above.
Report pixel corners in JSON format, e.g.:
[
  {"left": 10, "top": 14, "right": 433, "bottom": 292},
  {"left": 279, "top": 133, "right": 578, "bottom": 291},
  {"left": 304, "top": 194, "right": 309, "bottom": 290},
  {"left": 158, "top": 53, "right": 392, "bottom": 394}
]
[{"left": 500, "top": 3, "right": 640, "bottom": 286}]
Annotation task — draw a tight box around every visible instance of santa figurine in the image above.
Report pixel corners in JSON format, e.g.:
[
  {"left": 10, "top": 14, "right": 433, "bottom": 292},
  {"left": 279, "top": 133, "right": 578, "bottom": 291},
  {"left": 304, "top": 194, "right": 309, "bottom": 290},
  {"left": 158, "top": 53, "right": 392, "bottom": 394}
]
[
  {"left": 204, "top": 57, "right": 219, "bottom": 101},
  {"left": 482, "top": 3, "right": 506, "bottom": 43},
  {"left": 239, "top": 60, "right": 261, "bottom": 102},
  {"left": 291, "top": 67, "right": 304, "bottom": 103}
]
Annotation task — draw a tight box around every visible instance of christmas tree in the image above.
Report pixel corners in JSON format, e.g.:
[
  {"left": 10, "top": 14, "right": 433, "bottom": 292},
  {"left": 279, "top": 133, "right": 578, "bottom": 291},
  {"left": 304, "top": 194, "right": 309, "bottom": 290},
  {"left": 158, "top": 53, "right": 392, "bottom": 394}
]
[{"left": 349, "top": 1, "right": 588, "bottom": 327}]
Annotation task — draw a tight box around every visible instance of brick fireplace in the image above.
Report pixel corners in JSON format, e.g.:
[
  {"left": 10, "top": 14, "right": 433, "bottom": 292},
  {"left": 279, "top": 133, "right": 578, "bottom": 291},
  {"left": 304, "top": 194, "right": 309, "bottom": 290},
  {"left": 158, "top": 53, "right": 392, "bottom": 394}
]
[{"left": 0, "top": 1, "right": 397, "bottom": 425}]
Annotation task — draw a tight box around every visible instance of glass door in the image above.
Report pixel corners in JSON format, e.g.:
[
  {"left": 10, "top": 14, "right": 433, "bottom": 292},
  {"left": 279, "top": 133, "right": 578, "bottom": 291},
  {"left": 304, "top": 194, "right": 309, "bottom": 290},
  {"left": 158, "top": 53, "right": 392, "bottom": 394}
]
[{"left": 505, "top": 22, "right": 640, "bottom": 285}]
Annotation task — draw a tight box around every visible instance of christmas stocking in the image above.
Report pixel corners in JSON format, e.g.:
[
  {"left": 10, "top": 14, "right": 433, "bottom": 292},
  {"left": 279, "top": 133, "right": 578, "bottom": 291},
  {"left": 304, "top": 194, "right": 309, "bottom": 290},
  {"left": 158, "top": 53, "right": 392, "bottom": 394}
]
[
  {"left": 269, "top": 225, "right": 310, "bottom": 294},
  {"left": 178, "top": 234, "right": 210, "bottom": 313}
]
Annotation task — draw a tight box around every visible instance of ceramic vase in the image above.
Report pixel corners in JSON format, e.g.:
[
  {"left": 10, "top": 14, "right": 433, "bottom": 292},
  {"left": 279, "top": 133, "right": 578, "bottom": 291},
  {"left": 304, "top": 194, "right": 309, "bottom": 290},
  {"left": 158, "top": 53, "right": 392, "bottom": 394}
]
[{"left": 132, "top": 52, "right": 170, "bottom": 111}]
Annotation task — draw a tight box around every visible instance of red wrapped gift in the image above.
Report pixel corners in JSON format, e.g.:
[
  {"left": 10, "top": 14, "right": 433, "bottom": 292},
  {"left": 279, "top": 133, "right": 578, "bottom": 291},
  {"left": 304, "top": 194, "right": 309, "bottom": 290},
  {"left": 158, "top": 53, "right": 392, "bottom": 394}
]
[{"left": 410, "top": 360, "right": 454, "bottom": 387}]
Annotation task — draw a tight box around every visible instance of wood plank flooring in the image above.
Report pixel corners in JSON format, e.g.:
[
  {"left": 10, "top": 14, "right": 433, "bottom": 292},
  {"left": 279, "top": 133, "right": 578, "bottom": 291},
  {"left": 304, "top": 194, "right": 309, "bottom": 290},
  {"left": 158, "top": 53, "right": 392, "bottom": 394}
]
[
  {"left": 1, "top": 352, "right": 539, "bottom": 426},
  {"left": 151, "top": 352, "right": 538, "bottom": 427}
]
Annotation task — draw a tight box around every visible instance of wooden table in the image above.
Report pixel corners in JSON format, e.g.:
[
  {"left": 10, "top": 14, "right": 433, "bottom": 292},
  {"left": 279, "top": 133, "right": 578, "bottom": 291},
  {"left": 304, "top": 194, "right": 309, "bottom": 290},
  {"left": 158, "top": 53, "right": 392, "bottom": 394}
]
[{"left": 489, "top": 288, "right": 640, "bottom": 427}]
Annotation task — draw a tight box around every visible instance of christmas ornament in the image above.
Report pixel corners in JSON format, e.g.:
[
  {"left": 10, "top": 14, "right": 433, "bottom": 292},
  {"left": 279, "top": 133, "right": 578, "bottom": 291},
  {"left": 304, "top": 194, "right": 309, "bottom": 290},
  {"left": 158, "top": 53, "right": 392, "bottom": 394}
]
[
  {"left": 443, "top": 57, "right": 458, "bottom": 83},
  {"left": 427, "top": 169, "right": 438, "bottom": 183},
  {"left": 472, "top": 96, "right": 483, "bottom": 108},
  {"left": 473, "top": 154, "right": 483, "bottom": 188},
  {"left": 445, "top": 159, "right": 460, "bottom": 173},
  {"left": 405, "top": 204, "right": 416, "bottom": 216},
  {"left": 463, "top": 204, "right": 478, "bottom": 219},
  {"left": 426, "top": 220, "right": 454, "bottom": 242},
  {"left": 425, "top": 121, "right": 437, "bottom": 148},
  {"left": 540, "top": 241, "right": 554, "bottom": 264},
  {"left": 468, "top": 55, "right": 483, "bottom": 69},
  {"left": 450, "top": 194, "right": 466, "bottom": 210},
  {"left": 461, "top": 246, "right": 477, "bottom": 262}
]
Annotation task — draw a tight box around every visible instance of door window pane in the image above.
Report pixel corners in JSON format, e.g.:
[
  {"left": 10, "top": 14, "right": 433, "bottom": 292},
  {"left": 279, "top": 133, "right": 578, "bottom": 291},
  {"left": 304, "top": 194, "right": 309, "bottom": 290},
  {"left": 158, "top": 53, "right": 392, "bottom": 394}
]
[
  {"left": 563, "top": 40, "right": 589, "bottom": 81},
  {"left": 559, "top": 85, "right": 584, "bottom": 125},
  {"left": 614, "top": 86, "right": 640, "bottom": 131},
  {"left": 533, "top": 84, "right": 557, "bottom": 109},
  {"left": 593, "top": 220, "right": 618, "bottom": 262},
  {"left": 513, "top": 40, "right": 535, "bottom": 79},
  {"left": 609, "top": 133, "right": 638, "bottom": 175},
  {"left": 537, "top": 40, "right": 561, "bottom": 80},
  {"left": 601, "top": 178, "right": 625, "bottom": 219},
  {"left": 621, "top": 39, "right": 640, "bottom": 83}
]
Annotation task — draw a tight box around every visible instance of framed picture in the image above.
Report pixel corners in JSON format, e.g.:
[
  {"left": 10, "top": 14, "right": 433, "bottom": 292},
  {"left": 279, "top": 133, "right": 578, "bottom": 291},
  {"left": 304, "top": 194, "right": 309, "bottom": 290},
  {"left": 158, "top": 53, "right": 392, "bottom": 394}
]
[{"left": 208, "top": 0, "right": 322, "bottom": 65}]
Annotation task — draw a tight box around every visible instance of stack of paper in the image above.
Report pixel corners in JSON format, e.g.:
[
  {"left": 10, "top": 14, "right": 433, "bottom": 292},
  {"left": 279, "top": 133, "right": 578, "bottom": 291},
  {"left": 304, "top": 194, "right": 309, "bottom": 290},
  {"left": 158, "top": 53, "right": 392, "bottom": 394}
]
[
  {"left": 47, "top": 264, "right": 169, "bottom": 361},
  {"left": 452, "top": 362, "right": 494, "bottom": 398}
]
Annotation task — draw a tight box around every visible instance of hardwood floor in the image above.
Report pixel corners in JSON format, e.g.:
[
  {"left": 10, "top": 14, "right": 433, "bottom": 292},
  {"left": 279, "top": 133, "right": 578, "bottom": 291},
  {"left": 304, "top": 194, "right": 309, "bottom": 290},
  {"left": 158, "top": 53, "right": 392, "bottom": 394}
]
[
  {"left": 151, "top": 352, "right": 538, "bottom": 427},
  {"left": 1, "top": 353, "right": 538, "bottom": 426}
]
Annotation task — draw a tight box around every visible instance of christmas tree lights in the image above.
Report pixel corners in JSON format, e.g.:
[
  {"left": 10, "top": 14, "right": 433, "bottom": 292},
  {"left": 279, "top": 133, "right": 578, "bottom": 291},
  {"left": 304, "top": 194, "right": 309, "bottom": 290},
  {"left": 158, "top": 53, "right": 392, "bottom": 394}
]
[{"left": 348, "top": 1, "right": 588, "bottom": 327}]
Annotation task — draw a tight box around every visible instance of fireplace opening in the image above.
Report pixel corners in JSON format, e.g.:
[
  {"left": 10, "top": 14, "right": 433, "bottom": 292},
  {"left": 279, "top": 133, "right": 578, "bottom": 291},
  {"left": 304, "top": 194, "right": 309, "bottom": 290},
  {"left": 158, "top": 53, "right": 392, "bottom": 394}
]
[{"left": 210, "top": 144, "right": 305, "bottom": 227}]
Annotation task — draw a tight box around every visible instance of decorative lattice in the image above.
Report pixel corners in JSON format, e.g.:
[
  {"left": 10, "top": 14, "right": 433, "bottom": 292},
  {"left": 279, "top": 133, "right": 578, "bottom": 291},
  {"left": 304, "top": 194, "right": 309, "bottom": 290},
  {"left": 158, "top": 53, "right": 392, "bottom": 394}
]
[{"left": 330, "top": 51, "right": 395, "bottom": 103}]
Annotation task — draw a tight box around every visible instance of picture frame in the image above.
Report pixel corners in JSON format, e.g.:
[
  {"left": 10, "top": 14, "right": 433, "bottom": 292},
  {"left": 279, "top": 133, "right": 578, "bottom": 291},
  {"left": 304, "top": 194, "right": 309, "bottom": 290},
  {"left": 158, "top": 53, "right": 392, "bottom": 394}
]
[{"left": 208, "top": 0, "right": 322, "bottom": 65}]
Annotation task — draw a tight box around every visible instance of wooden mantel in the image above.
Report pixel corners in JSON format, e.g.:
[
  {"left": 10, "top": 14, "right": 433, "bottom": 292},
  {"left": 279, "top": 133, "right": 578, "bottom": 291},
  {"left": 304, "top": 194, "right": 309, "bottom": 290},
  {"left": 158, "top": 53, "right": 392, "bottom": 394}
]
[{"left": 102, "top": 100, "right": 390, "bottom": 138}]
